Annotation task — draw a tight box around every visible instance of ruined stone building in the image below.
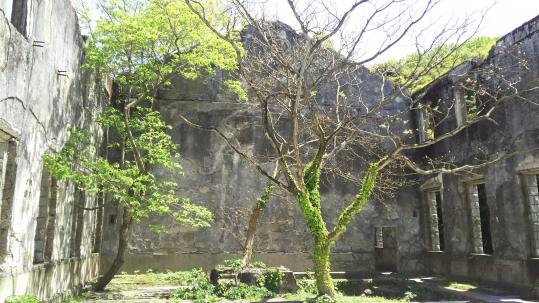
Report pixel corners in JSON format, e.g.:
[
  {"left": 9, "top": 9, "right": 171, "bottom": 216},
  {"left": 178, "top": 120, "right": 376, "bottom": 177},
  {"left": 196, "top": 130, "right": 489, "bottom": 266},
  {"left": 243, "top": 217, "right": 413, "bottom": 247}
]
[
  {"left": 0, "top": 0, "right": 538, "bottom": 300},
  {"left": 416, "top": 16, "right": 539, "bottom": 287},
  {"left": 117, "top": 14, "right": 539, "bottom": 291},
  {"left": 0, "top": 1, "right": 104, "bottom": 301}
]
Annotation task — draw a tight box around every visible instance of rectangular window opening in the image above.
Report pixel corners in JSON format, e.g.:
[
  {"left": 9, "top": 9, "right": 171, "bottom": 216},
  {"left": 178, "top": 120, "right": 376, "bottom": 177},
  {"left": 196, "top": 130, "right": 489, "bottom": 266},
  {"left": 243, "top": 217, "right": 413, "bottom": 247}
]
[
  {"left": 0, "top": 134, "right": 17, "bottom": 257},
  {"left": 70, "top": 189, "right": 85, "bottom": 258},
  {"left": 435, "top": 192, "right": 445, "bottom": 251},
  {"left": 33, "top": 169, "right": 50, "bottom": 263},
  {"left": 418, "top": 105, "right": 436, "bottom": 143},
  {"left": 477, "top": 183, "right": 493, "bottom": 254},
  {"left": 109, "top": 214, "right": 117, "bottom": 225},
  {"left": 526, "top": 174, "right": 539, "bottom": 257},
  {"left": 92, "top": 191, "right": 104, "bottom": 253},
  {"left": 33, "top": 168, "right": 57, "bottom": 264},
  {"left": 375, "top": 226, "right": 383, "bottom": 248}
]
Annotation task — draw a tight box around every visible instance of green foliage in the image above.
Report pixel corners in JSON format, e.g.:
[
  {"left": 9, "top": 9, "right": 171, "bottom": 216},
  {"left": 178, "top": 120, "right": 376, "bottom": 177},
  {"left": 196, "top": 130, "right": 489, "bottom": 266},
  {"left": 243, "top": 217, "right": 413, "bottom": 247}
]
[
  {"left": 373, "top": 36, "right": 497, "bottom": 93},
  {"left": 169, "top": 269, "right": 219, "bottom": 303},
  {"left": 5, "top": 296, "right": 41, "bottom": 303},
  {"left": 219, "top": 283, "right": 273, "bottom": 300},
  {"left": 224, "top": 80, "right": 248, "bottom": 101},
  {"left": 170, "top": 272, "right": 272, "bottom": 302},
  {"left": 297, "top": 279, "right": 318, "bottom": 295},
  {"left": 170, "top": 280, "right": 218, "bottom": 303},
  {"left": 257, "top": 268, "right": 284, "bottom": 292},
  {"left": 160, "top": 268, "right": 209, "bottom": 285},
  {"left": 43, "top": 109, "right": 213, "bottom": 228},
  {"left": 305, "top": 294, "right": 337, "bottom": 303},
  {"left": 85, "top": 0, "right": 243, "bottom": 100},
  {"left": 219, "top": 259, "right": 266, "bottom": 270}
]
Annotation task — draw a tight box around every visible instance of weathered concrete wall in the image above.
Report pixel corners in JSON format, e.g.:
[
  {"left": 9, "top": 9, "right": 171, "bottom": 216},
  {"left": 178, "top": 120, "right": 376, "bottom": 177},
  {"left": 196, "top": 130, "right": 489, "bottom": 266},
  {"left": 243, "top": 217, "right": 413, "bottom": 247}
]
[
  {"left": 0, "top": 1, "right": 103, "bottom": 301},
  {"left": 418, "top": 15, "right": 539, "bottom": 287},
  {"left": 115, "top": 66, "right": 425, "bottom": 272}
]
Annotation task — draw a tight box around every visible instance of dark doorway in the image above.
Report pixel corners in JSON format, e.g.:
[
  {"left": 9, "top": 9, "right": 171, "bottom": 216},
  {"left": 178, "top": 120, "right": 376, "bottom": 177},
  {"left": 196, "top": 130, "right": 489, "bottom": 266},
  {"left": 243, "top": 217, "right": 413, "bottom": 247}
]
[
  {"left": 374, "top": 226, "right": 398, "bottom": 271},
  {"left": 435, "top": 192, "right": 445, "bottom": 251},
  {"left": 477, "top": 183, "right": 493, "bottom": 254}
]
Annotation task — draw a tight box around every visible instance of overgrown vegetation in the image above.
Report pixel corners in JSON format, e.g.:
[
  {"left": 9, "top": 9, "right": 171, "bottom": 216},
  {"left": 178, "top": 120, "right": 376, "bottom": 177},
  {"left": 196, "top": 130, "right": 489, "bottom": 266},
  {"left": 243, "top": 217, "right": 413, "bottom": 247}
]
[
  {"left": 169, "top": 268, "right": 274, "bottom": 303},
  {"left": 258, "top": 267, "right": 285, "bottom": 292},
  {"left": 219, "top": 258, "right": 267, "bottom": 270},
  {"left": 373, "top": 36, "right": 498, "bottom": 93},
  {"left": 4, "top": 296, "right": 41, "bottom": 303}
]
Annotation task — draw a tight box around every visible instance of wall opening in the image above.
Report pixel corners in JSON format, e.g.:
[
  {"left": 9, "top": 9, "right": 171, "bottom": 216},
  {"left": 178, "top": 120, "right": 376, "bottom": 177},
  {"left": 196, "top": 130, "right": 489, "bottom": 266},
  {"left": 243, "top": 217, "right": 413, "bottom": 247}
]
[
  {"left": 435, "top": 191, "right": 445, "bottom": 251},
  {"left": 0, "top": 132, "right": 17, "bottom": 257},
  {"left": 92, "top": 191, "right": 104, "bottom": 253},
  {"left": 468, "top": 182, "right": 493, "bottom": 255},
  {"left": 374, "top": 226, "right": 398, "bottom": 272},
  {"left": 477, "top": 183, "right": 493, "bottom": 254},
  {"left": 523, "top": 173, "right": 539, "bottom": 256},
  {"left": 33, "top": 167, "right": 57, "bottom": 264},
  {"left": 426, "top": 190, "right": 444, "bottom": 251},
  {"left": 418, "top": 105, "right": 436, "bottom": 143},
  {"left": 535, "top": 174, "right": 539, "bottom": 256},
  {"left": 70, "top": 188, "right": 85, "bottom": 258},
  {"left": 374, "top": 226, "right": 383, "bottom": 248}
]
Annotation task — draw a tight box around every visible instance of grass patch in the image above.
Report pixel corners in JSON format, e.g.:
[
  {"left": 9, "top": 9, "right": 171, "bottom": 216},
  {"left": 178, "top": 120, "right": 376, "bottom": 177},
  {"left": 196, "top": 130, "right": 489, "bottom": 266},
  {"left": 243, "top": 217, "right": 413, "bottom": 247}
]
[
  {"left": 106, "top": 269, "right": 208, "bottom": 291},
  {"left": 447, "top": 282, "right": 478, "bottom": 291}
]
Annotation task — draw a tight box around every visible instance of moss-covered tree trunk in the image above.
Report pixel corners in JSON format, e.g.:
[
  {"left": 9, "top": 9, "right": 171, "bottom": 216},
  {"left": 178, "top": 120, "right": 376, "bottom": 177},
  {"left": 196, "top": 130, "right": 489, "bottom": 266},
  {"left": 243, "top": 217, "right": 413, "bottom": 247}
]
[
  {"left": 297, "top": 160, "right": 383, "bottom": 297},
  {"left": 313, "top": 240, "right": 337, "bottom": 297}
]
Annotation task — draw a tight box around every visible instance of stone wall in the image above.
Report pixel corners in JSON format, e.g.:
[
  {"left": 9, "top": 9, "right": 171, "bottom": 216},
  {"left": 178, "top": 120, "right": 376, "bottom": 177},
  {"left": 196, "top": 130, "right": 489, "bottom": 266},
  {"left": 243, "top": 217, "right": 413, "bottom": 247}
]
[
  {"left": 111, "top": 62, "right": 425, "bottom": 273},
  {"left": 0, "top": 0, "right": 103, "bottom": 301},
  {"left": 417, "top": 16, "right": 539, "bottom": 287},
  {"left": 115, "top": 15, "right": 539, "bottom": 292}
]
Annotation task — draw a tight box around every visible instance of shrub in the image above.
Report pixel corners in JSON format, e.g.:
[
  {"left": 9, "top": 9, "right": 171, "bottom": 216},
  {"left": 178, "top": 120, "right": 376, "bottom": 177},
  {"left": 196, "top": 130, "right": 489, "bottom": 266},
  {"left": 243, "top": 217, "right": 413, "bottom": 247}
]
[
  {"left": 220, "top": 283, "right": 273, "bottom": 300},
  {"left": 297, "top": 279, "right": 318, "bottom": 295},
  {"left": 160, "top": 268, "right": 207, "bottom": 285},
  {"left": 220, "top": 258, "right": 267, "bottom": 270},
  {"left": 5, "top": 296, "right": 41, "bottom": 303},
  {"left": 169, "top": 269, "right": 218, "bottom": 303},
  {"left": 170, "top": 270, "right": 274, "bottom": 302},
  {"left": 170, "top": 282, "right": 218, "bottom": 303},
  {"left": 259, "top": 268, "right": 284, "bottom": 292}
]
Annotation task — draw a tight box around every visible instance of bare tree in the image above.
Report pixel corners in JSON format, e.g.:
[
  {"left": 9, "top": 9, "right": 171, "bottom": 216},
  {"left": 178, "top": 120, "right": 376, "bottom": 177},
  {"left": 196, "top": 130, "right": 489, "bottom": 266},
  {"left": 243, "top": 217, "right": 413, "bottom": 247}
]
[{"left": 182, "top": 0, "right": 535, "bottom": 297}]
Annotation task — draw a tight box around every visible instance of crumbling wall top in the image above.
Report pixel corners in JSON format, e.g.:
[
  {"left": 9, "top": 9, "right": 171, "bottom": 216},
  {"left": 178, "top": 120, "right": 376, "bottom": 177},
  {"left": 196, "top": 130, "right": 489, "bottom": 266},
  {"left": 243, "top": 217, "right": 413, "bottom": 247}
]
[{"left": 495, "top": 14, "right": 539, "bottom": 47}]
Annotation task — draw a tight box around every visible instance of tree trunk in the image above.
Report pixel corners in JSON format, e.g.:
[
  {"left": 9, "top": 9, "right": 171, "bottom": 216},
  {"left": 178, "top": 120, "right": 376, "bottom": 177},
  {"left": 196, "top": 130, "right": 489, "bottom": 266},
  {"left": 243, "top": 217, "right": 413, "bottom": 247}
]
[
  {"left": 240, "top": 202, "right": 263, "bottom": 268},
  {"left": 313, "top": 240, "right": 337, "bottom": 297},
  {"left": 240, "top": 167, "right": 279, "bottom": 268},
  {"left": 239, "top": 183, "right": 275, "bottom": 267},
  {"left": 93, "top": 208, "right": 133, "bottom": 291}
]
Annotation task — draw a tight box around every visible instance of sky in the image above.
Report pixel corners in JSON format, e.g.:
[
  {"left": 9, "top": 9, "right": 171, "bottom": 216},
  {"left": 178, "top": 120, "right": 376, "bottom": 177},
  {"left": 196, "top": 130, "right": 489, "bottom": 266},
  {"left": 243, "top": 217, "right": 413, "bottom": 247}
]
[
  {"left": 79, "top": 0, "right": 539, "bottom": 62},
  {"left": 257, "top": 0, "right": 539, "bottom": 63}
]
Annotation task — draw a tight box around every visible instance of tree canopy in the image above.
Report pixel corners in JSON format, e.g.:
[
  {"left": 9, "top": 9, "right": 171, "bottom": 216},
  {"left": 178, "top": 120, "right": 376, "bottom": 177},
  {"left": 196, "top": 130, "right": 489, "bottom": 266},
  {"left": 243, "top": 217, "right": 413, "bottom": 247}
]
[{"left": 373, "top": 36, "right": 498, "bottom": 93}]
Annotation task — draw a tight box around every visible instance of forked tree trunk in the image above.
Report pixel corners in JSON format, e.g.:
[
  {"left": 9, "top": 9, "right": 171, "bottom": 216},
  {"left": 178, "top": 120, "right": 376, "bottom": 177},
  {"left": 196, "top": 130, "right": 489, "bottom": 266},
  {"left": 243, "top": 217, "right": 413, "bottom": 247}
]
[{"left": 93, "top": 209, "right": 133, "bottom": 291}]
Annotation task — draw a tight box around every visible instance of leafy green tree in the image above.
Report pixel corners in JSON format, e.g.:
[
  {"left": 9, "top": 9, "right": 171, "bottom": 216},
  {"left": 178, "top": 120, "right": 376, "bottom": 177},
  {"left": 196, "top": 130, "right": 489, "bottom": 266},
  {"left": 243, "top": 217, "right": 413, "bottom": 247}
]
[
  {"left": 45, "top": 0, "right": 240, "bottom": 290},
  {"left": 373, "top": 36, "right": 498, "bottom": 93}
]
